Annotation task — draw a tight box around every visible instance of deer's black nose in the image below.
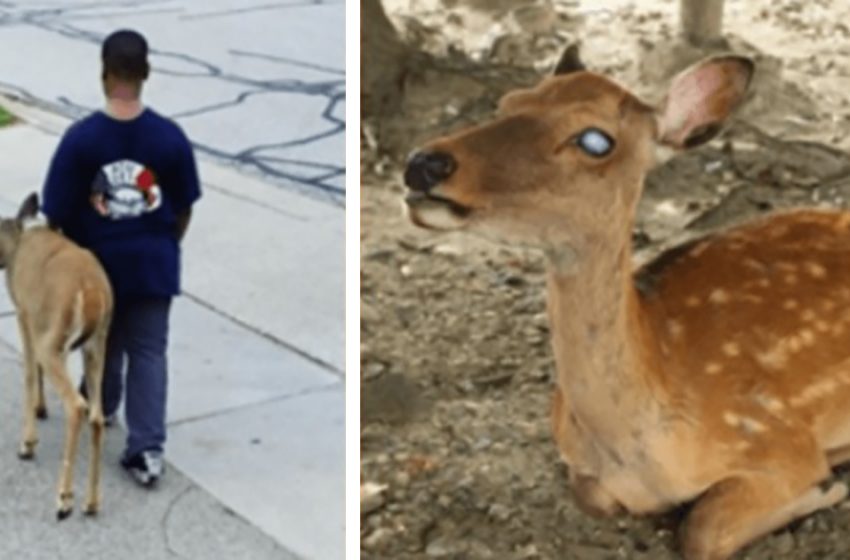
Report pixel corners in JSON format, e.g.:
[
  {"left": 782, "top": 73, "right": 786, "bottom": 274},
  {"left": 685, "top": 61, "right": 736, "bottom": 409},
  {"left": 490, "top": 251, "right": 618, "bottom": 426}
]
[{"left": 404, "top": 151, "right": 457, "bottom": 192}]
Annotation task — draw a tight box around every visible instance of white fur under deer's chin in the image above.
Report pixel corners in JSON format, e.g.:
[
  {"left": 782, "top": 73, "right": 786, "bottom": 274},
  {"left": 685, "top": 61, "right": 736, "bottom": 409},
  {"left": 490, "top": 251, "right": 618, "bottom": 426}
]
[{"left": 403, "top": 196, "right": 470, "bottom": 231}]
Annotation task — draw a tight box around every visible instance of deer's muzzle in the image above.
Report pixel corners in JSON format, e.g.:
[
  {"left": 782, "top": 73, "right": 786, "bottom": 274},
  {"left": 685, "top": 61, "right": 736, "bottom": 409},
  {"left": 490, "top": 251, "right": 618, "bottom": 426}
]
[{"left": 404, "top": 150, "right": 457, "bottom": 192}]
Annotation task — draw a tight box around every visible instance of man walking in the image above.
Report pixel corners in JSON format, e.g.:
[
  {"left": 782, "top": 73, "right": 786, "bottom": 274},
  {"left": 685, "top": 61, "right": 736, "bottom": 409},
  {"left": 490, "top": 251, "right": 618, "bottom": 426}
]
[{"left": 41, "top": 29, "right": 201, "bottom": 487}]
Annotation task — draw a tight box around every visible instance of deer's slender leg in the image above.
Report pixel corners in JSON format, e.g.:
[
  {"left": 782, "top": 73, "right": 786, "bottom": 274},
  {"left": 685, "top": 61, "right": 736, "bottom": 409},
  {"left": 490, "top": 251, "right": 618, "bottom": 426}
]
[
  {"left": 35, "top": 365, "right": 47, "bottom": 420},
  {"left": 682, "top": 448, "right": 845, "bottom": 560},
  {"left": 81, "top": 329, "right": 107, "bottom": 516},
  {"left": 16, "top": 315, "right": 38, "bottom": 459},
  {"left": 551, "top": 386, "right": 623, "bottom": 517},
  {"left": 42, "top": 351, "right": 87, "bottom": 520}
]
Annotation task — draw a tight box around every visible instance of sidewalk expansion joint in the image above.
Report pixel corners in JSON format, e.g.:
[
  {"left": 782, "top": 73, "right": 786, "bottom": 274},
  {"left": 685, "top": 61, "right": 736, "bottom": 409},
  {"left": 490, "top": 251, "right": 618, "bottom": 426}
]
[
  {"left": 167, "top": 381, "right": 340, "bottom": 428},
  {"left": 182, "top": 292, "right": 344, "bottom": 378},
  {"left": 201, "top": 179, "right": 323, "bottom": 222}
]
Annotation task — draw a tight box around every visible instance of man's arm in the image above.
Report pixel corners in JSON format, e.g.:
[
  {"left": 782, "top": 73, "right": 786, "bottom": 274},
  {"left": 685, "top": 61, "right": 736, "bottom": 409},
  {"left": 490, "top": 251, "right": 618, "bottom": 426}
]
[
  {"left": 41, "top": 129, "right": 81, "bottom": 230},
  {"left": 176, "top": 208, "right": 192, "bottom": 242},
  {"left": 171, "top": 127, "right": 201, "bottom": 241}
]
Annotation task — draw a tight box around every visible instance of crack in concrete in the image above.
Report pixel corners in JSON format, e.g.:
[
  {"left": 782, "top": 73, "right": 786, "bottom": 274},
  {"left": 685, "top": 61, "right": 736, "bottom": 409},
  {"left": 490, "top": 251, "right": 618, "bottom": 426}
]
[
  {"left": 229, "top": 48, "right": 344, "bottom": 76},
  {"left": 161, "top": 484, "right": 194, "bottom": 559},
  {"left": 181, "top": 0, "right": 343, "bottom": 22},
  {"left": 0, "top": 1, "right": 345, "bottom": 204},
  {"left": 159, "top": 480, "right": 306, "bottom": 560}
]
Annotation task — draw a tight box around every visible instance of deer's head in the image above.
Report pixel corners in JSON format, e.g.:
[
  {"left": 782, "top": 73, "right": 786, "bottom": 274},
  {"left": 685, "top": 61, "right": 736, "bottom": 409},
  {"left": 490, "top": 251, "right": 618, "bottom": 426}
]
[
  {"left": 0, "top": 192, "right": 40, "bottom": 268},
  {"left": 404, "top": 46, "right": 753, "bottom": 253}
]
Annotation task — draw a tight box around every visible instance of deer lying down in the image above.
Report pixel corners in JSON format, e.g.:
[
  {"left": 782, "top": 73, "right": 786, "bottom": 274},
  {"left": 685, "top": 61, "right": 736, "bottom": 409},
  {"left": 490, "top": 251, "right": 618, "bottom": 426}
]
[
  {"left": 0, "top": 193, "right": 112, "bottom": 520},
  {"left": 402, "top": 48, "right": 850, "bottom": 560}
]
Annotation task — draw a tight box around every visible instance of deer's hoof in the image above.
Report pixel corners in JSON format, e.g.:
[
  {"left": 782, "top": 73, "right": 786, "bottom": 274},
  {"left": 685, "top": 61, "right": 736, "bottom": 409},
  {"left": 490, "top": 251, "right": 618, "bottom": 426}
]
[
  {"left": 17, "top": 441, "right": 36, "bottom": 460},
  {"left": 36, "top": 406, "right": 48, "bottom": 420},
  {"left": 56, "top": 491, "right": 74, "bottom": 521},
  {"left": 82, "top": 501, "right": 99, "bottom": 517}
]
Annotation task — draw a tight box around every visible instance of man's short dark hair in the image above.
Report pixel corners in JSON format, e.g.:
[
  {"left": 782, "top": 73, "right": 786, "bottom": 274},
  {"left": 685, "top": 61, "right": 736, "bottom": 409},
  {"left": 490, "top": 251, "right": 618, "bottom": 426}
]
[{"left": 102, "top": 29, "right": 149, "bottom": 82}]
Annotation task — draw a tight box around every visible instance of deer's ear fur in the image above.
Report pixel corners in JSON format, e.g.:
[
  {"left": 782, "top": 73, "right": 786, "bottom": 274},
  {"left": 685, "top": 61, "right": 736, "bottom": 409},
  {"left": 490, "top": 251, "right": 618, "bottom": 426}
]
[
  {"left": 656, "top": 55, "right": 754, "bottom": 150},
  {"left": 16, "top": 192, "right": 39, "bottom": 224},
  {"left": 552, "top": 44, "right": 586, "bottom": 76}
]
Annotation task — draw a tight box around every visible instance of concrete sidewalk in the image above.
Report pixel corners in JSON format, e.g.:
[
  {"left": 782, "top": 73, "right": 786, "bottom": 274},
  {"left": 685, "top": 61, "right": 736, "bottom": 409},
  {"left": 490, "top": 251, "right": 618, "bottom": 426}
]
[
  {"left": 0, "top": 108, "right": 344, "bottom": 559},
  {"left": 0, "top": 344, "right": 296, "bottom": 560}
]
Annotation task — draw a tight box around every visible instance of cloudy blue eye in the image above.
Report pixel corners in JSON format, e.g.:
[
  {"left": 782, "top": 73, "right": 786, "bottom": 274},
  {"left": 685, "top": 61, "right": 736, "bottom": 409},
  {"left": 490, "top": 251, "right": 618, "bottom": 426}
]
[{"left": 576, "top": 128, "right": 614, "bottom": 157}]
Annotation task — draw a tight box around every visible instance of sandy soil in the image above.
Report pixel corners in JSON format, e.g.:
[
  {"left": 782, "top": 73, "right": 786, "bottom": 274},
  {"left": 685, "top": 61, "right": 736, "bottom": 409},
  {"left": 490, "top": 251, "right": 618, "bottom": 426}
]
[{"left": 361, "top": 1, "right": 850, "bottom": 558}]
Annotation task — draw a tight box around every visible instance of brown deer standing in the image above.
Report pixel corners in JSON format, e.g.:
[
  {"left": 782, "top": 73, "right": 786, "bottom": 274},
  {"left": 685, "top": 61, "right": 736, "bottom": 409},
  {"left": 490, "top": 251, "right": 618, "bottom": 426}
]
[
  {"left": 0, "top": 193, "right": 113, "bottom": 520},
  {"left": 402, "top": 47, "right": 850, "bottom": 559}
]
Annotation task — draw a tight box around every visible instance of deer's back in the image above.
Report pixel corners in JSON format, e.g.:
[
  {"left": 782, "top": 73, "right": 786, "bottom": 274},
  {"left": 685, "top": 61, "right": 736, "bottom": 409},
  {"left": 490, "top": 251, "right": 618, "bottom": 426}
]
[
  {"left": 10, "top": 228, "right": 112, "bottom": 335},
  {"left": 637, "top": 209, "right": 850, "bottom": 449}
]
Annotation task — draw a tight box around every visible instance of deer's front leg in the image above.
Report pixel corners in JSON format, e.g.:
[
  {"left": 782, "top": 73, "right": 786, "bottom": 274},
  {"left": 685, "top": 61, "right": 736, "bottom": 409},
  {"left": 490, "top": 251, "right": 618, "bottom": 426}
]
[
  {"left": 551, "top": 386, "right": 623, "bottom": 517},
  {"left": 16, "top": 315, "right": 38, "bottom": 460}
]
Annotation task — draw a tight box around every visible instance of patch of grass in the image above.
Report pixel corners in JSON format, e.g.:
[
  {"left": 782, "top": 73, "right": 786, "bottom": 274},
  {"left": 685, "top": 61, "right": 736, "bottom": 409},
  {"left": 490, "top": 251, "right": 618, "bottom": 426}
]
[{"left": 0, "top": 105, "right": 13, "bottom": 127}]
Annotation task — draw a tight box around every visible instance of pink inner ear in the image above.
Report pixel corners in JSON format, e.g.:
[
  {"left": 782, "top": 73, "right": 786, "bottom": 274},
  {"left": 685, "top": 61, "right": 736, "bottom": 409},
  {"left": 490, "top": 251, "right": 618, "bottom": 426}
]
[{"left": 659, "top": 60, "right": 749, "bottom": 148}]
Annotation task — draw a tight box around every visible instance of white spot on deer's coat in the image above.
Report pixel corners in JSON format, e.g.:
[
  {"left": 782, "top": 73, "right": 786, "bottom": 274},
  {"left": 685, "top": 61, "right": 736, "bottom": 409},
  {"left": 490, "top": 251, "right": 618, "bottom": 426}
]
[
  {"left": 741, "top": 417, "right": 767, "bottom": 434},
  {"left": 667, "top": 320, "right": 684, "bottom": 339},
  {"left": 743, "top": 258, "right": 767, "bottom": 273},
  {"left": 705, "top": 362, "right": 723, "bottom": 375},
  {"left": 724, "top": 411, "right": 767, "bottom": 434},
  {"left": 791, "top": 379, "right": 840, "bottom": 407},
  {"left": 805, "top": 262, "right": 827, "bottom": 279},
  {"left": 754, "top": 394, "right": 785, "bottom": 413},
  {"left": 787, "top": 336, "right": 802, "bottom": 353},
  {"left": 689, "top": 241, "right": 710, "bottom": 258},
  {"left": 722, "top": 342, "right": 740, "bottom": 357},
  {"left": 709, "top": 289, "right": 729, "bottom": 304},
  {"left": 756, "top": 346, "right": 788, "bottom": 371}
]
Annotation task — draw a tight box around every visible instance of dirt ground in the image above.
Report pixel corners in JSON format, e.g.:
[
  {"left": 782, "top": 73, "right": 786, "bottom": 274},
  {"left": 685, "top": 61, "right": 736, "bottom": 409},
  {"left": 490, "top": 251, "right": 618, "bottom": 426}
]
[{"left": 361, "top": 1, "right": 850, "bottom": 558}]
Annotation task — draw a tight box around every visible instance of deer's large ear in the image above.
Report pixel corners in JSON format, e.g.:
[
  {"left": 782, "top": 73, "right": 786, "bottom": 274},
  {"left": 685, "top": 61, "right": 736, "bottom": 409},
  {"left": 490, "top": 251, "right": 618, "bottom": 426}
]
[
  {"left": 16, "top": 192, "right": 39, "bottom": 223},
  {"left": 656, "top": 55, "right": 754, "bottom": 150},
  {"left": 552, "top": 44, "right": 585, "bottom": 76}
]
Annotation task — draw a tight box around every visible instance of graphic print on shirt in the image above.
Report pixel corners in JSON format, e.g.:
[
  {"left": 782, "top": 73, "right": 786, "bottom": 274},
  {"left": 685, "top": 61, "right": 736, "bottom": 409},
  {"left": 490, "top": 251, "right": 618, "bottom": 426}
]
[{"left": 91, "top": 159, "right": 162, "bottom": 220}]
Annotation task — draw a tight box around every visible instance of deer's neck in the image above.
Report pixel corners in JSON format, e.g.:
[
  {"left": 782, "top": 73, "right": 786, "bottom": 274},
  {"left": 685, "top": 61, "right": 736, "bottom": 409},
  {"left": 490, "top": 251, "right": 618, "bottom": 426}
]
[{"left": 545, "top": 235, "right": 658, "bottom": 438}]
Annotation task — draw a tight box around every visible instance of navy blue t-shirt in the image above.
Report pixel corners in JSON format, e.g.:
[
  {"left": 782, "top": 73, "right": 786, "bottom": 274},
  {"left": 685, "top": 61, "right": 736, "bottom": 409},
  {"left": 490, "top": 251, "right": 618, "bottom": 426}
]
[{"left": 42, "top": 108, "right": 201, "bottom": 299}]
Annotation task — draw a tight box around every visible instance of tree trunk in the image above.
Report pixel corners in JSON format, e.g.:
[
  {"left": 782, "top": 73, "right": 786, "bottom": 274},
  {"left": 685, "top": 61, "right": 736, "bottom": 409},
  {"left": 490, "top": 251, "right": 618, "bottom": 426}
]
[
  {"left": 361, "top": 0, "right": 412, "bottom": 117},
  {"left": 680, "top": 0, "right": 725, "bottom": 47}
]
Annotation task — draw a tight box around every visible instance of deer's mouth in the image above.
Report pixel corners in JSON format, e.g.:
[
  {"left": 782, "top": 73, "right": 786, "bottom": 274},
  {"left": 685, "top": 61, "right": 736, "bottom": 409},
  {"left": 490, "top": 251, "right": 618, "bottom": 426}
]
[{"left": 404, "top": 191, "right": 473, "bottom": 230}]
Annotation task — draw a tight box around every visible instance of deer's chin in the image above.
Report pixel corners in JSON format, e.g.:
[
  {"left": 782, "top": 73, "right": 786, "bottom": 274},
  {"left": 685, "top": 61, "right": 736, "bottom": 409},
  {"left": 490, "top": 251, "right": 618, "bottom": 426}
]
[{"left": 404, "top": 192, "right": 472, "bottom": 231}]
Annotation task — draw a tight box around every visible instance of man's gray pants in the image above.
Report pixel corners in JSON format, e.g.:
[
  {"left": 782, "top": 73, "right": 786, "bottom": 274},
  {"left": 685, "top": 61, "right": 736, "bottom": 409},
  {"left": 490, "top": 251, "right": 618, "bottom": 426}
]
[{"left": 101, "top": 297, "right": 172, "bottom": 459}]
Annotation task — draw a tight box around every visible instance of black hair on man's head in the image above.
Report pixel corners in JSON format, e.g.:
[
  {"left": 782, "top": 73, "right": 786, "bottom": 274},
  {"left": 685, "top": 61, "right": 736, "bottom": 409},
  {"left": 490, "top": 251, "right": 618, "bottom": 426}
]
[{"left": 101, "top": 29, "right": 149, "bottom": 82}]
